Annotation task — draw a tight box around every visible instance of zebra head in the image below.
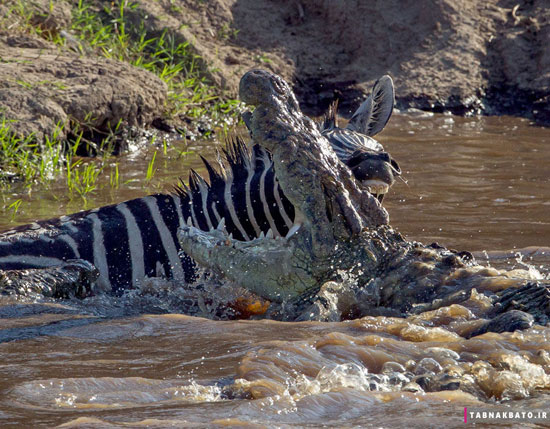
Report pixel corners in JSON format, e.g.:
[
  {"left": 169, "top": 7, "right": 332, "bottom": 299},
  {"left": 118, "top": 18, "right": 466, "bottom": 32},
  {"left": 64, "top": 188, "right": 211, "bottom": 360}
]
[
  {"left": 320, "top": 75, "right": 400, "bottom": 202},
  {"left": 242, "top": 74, "right": 400, "bottom": 202}
]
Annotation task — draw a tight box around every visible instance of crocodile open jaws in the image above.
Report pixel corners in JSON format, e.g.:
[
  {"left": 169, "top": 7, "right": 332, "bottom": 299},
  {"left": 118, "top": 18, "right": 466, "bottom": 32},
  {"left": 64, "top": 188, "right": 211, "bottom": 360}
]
[
  {"left": 178, "top": 69, "right": 389, "bottom": 302},
  {"left": 178, "top": 70, "right": 550, "bottom": 332}
]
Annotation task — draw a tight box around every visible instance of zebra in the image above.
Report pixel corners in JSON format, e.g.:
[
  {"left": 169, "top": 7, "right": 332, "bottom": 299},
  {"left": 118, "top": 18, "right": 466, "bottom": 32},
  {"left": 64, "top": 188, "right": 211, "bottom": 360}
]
[{"left": 0, "top": 75, "right": 399, "bottom": 294}]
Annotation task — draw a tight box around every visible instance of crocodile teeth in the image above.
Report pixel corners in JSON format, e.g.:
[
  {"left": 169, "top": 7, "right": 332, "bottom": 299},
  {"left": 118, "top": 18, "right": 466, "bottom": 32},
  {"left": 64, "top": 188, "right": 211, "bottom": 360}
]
[
  {"left": 228, "top": 233, "right": 233, "bottom": 239},
  {"left": 216, "top": 218, "right": 226, "bottom": 231},
  {"left": 285, "top": 223, "right": 301, "bottom": 239},
  {"left": 266, "top": 229, "right": 274, "bottom": 239},
  {"left": 259, "top": 231, "right": 265, "bottom": 239},
  {"left": 186, "top": 217, "right": 192, "bottom": 227}
]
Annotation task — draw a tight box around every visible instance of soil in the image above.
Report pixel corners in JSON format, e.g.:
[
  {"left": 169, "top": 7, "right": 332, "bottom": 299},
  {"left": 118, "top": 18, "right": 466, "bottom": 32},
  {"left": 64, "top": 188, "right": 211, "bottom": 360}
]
[
  {"left": 0, "top": 1, "right": 166, "bottom": 142},
  {"left": 168, "top": 0, "right": 549, "bottom": 121},
  {"left": 0, "top": 34, "right": 167, "bottom": 141},
  {"left": 1, "top": 0, "right": 549, "bottom": 141}
]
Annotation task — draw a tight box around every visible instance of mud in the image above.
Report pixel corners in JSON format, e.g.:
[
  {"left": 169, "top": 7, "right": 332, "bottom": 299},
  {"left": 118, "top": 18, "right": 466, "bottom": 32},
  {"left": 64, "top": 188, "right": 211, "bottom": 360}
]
[{"left": 0, "top": 33, "right": 166, "bottom": 141}]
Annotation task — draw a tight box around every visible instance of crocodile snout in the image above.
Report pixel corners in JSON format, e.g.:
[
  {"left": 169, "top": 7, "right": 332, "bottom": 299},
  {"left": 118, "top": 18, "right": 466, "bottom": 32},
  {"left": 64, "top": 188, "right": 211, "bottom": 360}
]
[{"left": 239, "top": 69, "right": 291, "bottom": 106}]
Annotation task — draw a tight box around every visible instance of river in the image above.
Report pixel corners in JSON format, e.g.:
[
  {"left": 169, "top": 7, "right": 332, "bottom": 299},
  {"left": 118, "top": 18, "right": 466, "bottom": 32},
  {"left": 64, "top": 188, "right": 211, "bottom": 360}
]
[{"left": 0, "top": 112, "right": 549, "bottom": 428}]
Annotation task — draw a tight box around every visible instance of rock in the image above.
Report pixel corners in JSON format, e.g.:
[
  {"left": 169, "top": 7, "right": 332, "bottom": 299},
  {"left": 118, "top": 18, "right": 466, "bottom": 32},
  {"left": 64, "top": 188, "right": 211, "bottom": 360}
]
[
  {"left": 0, "top": 259, "right": 97, "bottom": 299},
  {"left": 468, "top": 310, "right": 535, "bottom": 338}
]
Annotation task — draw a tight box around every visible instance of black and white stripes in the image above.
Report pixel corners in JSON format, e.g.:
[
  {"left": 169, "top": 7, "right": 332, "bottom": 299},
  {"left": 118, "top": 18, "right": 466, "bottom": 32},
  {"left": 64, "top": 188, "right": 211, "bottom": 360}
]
[
  {"left": 177, "top": 140, "right": 297, "bottom": 242},
  {"left": 0, "top": 139, "right": 299, "bottom": 293},
  {"left": 0, "top": 194, "right": 199, "bottom": 293},
  {"left": 318, "top": 75, "right": 395, "bottom": 163},
  {"left": 323, "top": 127, "right": 384, "bottom": 163}
]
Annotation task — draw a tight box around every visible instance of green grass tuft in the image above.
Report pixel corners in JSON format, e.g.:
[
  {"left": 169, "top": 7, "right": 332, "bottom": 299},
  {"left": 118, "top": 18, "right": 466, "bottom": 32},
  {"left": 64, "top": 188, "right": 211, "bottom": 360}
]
[
  {"left": 68, "top": 0, "right": 242, "bottom": 129},
  {"left": 0, "top": 117, "right": 65, "bottom": 187}
]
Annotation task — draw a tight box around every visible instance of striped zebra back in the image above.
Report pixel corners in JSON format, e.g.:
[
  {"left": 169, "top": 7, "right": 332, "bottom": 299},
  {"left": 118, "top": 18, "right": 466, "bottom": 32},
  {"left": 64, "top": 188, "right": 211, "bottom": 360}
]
[
  {"left": 0, "top": 139, "right": 297, "bottom": 293},
  {"left": 0, "top": 195, "right": 198, "bottom": 293}
]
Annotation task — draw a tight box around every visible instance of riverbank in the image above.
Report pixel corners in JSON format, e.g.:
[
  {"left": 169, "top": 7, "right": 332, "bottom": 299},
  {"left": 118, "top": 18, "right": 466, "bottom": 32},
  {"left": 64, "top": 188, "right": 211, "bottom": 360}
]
[
  {"left": 145, "top": 0, "right": 549, "bottom": 123},
  {"left": 0, "top": 0, "right": 241, "bottom": 191},
  {"left": 2, "top": 0, "right": 548, "bottom": 142}
]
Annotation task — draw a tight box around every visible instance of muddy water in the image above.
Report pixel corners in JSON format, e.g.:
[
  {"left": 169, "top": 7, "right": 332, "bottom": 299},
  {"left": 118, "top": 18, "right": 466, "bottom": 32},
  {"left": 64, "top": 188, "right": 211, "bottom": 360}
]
[
  {"left": 383, "top": 112, "right": 550, "bottom": 253},
  {"left": 1, "top": 113, "right": 550, "bottom": 428}
]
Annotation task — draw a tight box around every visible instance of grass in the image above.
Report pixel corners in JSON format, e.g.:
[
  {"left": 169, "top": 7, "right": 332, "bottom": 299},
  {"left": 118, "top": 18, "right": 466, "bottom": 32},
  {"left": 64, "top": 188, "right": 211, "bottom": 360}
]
[
  {"left": 6, "top": 199, "right": 22, "bottom": 222},
  {"left": 0, "top": 117, "right": 103, "bottom": 197},
  {"left": 0, "top": 118, "right": 66, "bottom": 186},
  {"left": 16, "top": 79, "right": 68, "bottom": 91},
  {"left": 0, "top": 0, "right": 243, "bottom": 221},
  {"left": 145, "top": 151, "right": 157, "bottom": 183},
  {"left": 0, "top": 115, "right": 170, "bottom": 191},
  {"left": 66, "top": 158, "right": 103, "bottom": 197},
  {"left": 67, "top": 0, "right": 241, "bottom": 131},
  {"left": 109, "top": 163, "right": 120, "bottom": 189},
  {"left": 0, "top": 115, "right": 190, "bottom": 223},
  {"left": 0, "top": 126, "right": 198, "bottom": 225}
]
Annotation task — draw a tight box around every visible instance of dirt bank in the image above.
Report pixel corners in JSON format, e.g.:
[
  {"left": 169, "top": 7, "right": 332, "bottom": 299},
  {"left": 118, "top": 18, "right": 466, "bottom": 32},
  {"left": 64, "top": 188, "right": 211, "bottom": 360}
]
[
  {"left": 1, "top": 0, "right": 549, "bottom": 142},
  {"left": 0, "top": 0, "right": 166, "bottom": 142},
  {"left": 0, "top": 33, "right": 166, "bottom": 141},
  {"left": 161, "top": 0, "right": 549, "bottom": 122}
]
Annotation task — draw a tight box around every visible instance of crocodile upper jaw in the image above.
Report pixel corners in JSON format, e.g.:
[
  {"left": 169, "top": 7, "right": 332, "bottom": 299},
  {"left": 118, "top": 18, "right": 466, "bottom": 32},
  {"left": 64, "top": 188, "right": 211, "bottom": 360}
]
[{"left": 179, "top": 69, "right": 390, "bottom": 301}]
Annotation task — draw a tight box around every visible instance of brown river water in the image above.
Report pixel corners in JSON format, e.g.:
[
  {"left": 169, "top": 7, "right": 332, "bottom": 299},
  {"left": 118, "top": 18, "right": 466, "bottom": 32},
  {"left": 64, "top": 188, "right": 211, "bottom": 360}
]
[{"left": 0, "top": 112, "right": 549, "bottom": 428}]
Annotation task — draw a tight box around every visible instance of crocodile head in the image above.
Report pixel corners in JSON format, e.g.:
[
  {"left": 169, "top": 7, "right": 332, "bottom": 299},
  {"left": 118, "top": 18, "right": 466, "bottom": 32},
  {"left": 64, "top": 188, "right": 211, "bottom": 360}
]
[{"left": 178, "top": 70, "right": 390, "bottom": 302}]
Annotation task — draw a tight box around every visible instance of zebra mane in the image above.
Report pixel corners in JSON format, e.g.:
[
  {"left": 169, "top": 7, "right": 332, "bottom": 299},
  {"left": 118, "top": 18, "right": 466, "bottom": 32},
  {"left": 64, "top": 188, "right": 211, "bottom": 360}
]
[
  {"left": 320, "top": 99, "right": 339, "bottom": 132},
  {"left": 173, "top": 137, "right": 256, "bottom": 200}
]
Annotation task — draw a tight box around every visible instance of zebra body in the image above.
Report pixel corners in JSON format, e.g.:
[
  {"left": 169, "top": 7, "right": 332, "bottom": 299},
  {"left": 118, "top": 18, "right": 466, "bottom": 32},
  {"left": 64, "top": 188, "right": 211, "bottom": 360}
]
[
  {"left": 0, "top": 194, "right": 195, "bottom": 292},
  {"left": 0, "top": 75, "right": 398, "bottom": 293},
  {"left": 0, "top": 142, "right": 297, "bottom": 293}
]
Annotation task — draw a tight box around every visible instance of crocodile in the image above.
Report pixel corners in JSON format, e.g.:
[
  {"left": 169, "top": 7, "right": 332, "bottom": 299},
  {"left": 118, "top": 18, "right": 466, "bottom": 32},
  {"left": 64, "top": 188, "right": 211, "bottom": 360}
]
[{"left": 178, "top": 69, "right": 550, "bottom": 330}]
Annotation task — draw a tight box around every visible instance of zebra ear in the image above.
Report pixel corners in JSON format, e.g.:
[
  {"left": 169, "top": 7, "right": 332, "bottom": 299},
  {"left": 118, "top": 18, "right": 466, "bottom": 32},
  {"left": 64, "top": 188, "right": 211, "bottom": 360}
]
[{"left": 347, "top": 75, "right": 394, "bottom": 137}]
